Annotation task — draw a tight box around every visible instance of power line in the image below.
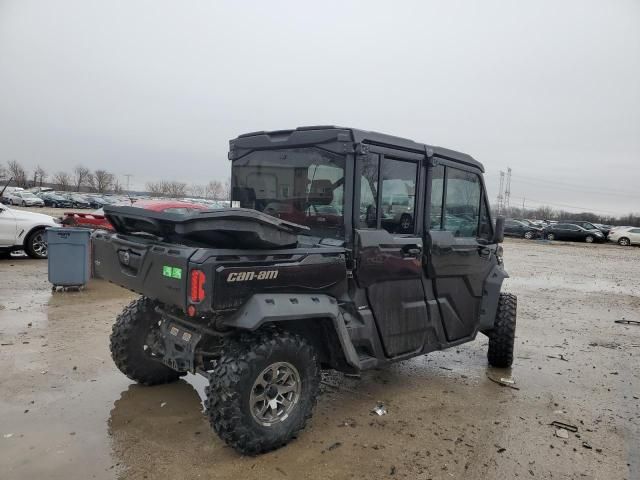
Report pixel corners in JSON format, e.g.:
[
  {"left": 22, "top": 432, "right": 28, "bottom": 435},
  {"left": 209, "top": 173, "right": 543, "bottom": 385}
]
[
  {"left": 508, "top": 195, "right": 622, "bottom": 215},
  {"left": 486, "top": 172, "right": 638, "bottom": 199}
]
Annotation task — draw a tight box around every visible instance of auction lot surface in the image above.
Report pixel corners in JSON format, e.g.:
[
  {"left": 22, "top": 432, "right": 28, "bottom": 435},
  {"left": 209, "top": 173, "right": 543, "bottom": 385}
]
[{"left": 1, "top": 239, "right": 638, "bottom": 479}]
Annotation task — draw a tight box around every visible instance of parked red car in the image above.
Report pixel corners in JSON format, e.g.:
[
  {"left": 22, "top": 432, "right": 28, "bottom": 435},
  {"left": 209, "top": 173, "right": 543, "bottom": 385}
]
[{"left": 62, "top": 200, "right": 210, "bottom": 230}]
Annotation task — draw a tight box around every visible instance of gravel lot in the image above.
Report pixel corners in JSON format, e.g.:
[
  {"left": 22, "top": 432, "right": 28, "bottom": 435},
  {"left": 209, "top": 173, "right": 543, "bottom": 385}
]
[{"left": 0, "top": 239, "right": 638, "bottom": 479}]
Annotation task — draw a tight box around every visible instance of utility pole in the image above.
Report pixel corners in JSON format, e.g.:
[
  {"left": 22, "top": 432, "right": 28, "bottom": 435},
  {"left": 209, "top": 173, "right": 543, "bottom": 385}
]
[
  {"left": 496, "top": 171, "right": 505, "bottom": 215},
  {"left": 504, "top": 167, "right": 512, "bottom": 215},
  {"left": 124, "top": 174, "right": 132, "bottom": 193}
]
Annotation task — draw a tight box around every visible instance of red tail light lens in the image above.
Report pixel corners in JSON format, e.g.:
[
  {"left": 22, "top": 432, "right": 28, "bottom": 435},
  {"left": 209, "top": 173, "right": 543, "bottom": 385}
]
[{"left": 190, "top": 269, "right": 206, "bottom": 303}]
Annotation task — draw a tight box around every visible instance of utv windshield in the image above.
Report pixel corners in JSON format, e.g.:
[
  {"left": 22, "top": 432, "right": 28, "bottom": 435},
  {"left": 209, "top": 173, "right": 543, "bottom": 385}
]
[{"left": 231, "top": 147, "right": 345, "bottom": 238}]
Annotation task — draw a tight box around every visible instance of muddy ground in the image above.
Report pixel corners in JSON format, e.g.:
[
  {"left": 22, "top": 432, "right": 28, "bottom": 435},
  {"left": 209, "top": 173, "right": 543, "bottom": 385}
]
[{"left": 1, "top": 239, "right": 638, "bottom": 480}]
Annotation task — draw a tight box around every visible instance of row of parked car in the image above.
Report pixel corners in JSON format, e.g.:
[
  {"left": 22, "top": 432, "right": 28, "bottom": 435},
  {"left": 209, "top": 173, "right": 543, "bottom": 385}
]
[
  {"left": 0, "top": 189, "right": 127, "bottom": 209},
  {"left": 504, "top": 218, "right": 639, "bottom": 246}
]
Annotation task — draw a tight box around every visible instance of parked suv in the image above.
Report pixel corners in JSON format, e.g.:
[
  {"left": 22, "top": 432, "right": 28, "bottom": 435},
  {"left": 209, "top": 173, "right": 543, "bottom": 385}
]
[
  {"left": 543, "top": 223, "right": 605, "bottom": 243},
  {"left": 93, "top": 126, "right": 516, "bottom": 455},
  {"left": 0, "top": 204, "right": 57, "bottom": 258}
]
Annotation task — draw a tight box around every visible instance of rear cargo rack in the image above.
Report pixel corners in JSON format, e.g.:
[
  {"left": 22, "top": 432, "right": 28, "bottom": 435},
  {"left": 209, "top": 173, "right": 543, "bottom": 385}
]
[{"left": 103, "top": 206, "right": 309, "bottom": 249}]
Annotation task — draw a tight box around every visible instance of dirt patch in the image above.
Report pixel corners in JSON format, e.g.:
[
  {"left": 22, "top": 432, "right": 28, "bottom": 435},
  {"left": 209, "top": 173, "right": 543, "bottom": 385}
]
[{"left": 0, "top": 240, "right": 638, "bottom": 479}]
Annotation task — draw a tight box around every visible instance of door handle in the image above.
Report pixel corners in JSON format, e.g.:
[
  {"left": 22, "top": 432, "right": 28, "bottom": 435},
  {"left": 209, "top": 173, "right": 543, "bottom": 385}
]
[{"left": 402, "top": 244, "right": 422, "bottom": 257}]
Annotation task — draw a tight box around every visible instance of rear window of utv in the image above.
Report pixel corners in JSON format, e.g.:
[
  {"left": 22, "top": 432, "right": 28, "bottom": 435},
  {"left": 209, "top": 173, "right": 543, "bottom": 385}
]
[{"left": 231, "top": 147, "right": 346, "bottom": 239}]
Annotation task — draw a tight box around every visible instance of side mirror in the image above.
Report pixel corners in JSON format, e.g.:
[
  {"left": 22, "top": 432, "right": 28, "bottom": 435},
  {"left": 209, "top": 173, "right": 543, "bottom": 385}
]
[{"left": 493, "top": 216, "right": 505, "bottom": 244}]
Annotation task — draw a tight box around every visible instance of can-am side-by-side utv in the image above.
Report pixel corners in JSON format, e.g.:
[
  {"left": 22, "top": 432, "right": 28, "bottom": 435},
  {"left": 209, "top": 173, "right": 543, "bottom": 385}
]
[{"left": 93, "top": 126, "right": 516, "bottom": 455}]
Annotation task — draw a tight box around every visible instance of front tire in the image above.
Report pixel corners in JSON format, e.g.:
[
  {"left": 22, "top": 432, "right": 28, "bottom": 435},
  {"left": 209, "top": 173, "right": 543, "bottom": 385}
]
[
  {"left": 585, "top": 235, "right": 594, "bottom": 243},
  {"left": 206, "top": 329, "right": 320, "bottom": 455},
  {"left": 618, "top": 237, "right": 630, "bottom": 246},
  {"left": 25, "top": 228, "right": 48, "bottom": 259},
  {"left": 487, "top": 293, "right": 517, "bottom": 368},
  {"left": 110, "top": 297, "right": 184, "bottom": 385},
  {"left": 523, "top": 230, "right": 535, "bottom": 240},
  {"left": 545, "top": 233, "right": 555, "bottom": 241}
]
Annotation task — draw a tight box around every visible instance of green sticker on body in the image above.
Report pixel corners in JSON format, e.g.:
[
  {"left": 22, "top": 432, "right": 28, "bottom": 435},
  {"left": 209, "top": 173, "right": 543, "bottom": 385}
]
[{"left": 163, "top": 266, "right": 182, "bottom": 279}]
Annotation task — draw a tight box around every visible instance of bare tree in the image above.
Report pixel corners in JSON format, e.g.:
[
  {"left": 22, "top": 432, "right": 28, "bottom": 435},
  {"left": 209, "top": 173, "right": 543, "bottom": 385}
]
[
  {"left": 205, "top": 180, "right": 223, "bottom": 199},
  {"left": 33, "top": 165, "right": 47, "bottom": 187},
  {"left": 73, "top": 165, "right": 91, "bottom": 192},
  {"left": 146, "top": 181, "right": 164, "bottom": 196},
  {"left": 222, "top": 179, "right": 231, "bottom": 200},
  {"left": 53, "top": 171, "right": 72, "bottom": 191},
  {"left": 189, "top": 184, "right": 205, "bottom": 198},
  {"left": 112, "top": 178, "right": 124, "bottom": 194},
  {"left": 7, "top": 160, "right": 28, "bottom": 188},
  {"left": 92, "top": 169, "right": 114, "bottom": 193},
  {"left": 166, "top": 181, "right": 187, "bottom": 198},
  {"left": 0, "top": 163, "right": 7, "bottom": 181}
]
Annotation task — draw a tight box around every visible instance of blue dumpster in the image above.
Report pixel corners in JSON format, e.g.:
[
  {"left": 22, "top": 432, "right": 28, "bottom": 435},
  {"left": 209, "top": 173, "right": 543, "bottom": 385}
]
[{"left": 46, "top": 227, "right": 91, "bottom": 288}]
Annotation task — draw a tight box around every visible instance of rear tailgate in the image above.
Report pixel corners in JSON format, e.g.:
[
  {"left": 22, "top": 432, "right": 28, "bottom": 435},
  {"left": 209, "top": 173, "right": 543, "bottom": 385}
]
[{"left": 92, "top": 231, "right": 197, "bottom": 310}]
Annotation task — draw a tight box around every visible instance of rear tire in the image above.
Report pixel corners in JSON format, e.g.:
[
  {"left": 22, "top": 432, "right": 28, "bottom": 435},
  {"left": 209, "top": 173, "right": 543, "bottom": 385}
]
[
  {"left": 585, "top": 235, "right": 594, "bottom": 243},
  {"left": 487, "top": 293, "right": 517, "bottom": 368},
  {"left": 618, "top": 237, "right": 630, "bottom": 246},
  {"left": 545, "top": 233, "right": 555, "bottom": 241},
  {"left": 206, "top": 329, "right": 320, "bottom": 455},
  {"left": 110, "top": 297, "right": 184, "bottom": 385}
]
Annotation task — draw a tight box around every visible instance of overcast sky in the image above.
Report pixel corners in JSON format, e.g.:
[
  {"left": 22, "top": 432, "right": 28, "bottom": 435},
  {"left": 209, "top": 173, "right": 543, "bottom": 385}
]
[{"left": 0, "top": 0, "right": 638, "bottom": 215}]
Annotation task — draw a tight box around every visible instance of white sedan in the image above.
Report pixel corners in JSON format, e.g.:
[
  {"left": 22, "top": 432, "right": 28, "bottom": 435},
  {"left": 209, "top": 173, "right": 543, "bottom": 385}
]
[
  {"left": 0, "top": 204, "right": 58, "bottom": 258},
  {"left": 608, "top": 226, "right": 640, "bottom": 246},
  {"left": 6, "top": 191, "right": 45, "bottom": 207}
]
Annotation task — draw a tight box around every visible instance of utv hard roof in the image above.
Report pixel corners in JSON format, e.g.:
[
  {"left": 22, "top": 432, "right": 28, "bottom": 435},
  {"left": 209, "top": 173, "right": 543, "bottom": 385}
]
[{"left": 231, "top": 125, "right": 484, "bottom": 172}]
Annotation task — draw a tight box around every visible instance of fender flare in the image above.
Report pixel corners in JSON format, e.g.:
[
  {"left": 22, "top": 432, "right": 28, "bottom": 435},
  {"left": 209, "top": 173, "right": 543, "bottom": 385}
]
[
  {"left": 478, "top": 264, "right": 509, "bottom": 331},
  {"left": 21, "top": 224, "right": 49, "bottom": 248},
  {"left": 223, "top": 293, "right": 360, "bottom": 369}
]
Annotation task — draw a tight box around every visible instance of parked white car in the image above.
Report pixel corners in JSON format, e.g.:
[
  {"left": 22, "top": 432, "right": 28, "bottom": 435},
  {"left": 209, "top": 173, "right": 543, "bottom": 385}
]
[
  {"left": 5, "top": 191, "right": 45, "bottom": 207},
  {"left": 608, "top": 226, "right": 640, "bottom": 246},
  {"left": 0, "top": 204, "right": 58, "bottom": 258}
]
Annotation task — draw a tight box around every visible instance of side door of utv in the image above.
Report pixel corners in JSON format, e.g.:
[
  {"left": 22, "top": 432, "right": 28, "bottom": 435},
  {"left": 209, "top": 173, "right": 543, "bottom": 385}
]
[
  {"left": 426, "top": 160, "right": 497, "bottom": 342},
  {"left": 353, "top": 149, "right": 430, "bottom": 357}
]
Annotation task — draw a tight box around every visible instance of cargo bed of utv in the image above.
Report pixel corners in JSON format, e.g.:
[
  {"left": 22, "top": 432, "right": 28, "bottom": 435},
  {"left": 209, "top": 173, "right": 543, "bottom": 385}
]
[{"left": 92, "top": 205, "right": 345, "bottom": 312}]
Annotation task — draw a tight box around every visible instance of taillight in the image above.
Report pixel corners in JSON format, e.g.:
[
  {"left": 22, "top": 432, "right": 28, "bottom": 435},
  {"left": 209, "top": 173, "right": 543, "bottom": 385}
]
[{"left": 190, "top": 269, "right": 206, "bottom": 303}]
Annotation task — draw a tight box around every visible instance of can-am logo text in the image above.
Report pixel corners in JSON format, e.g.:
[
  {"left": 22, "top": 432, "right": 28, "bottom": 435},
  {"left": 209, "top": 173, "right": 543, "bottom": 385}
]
[{"left": 227, "top": 270, "right": 279, "bottom": 282}]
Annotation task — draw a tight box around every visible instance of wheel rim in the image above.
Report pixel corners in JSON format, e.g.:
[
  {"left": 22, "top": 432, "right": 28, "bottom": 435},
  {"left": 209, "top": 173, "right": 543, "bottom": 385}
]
[
  {"left": 31, "top": 232, "right": 47, "bottom": 257},
  {"left": 250, "top": 361, "right": 301, "bottom": 426},
  {"left": 401, "top": 216, "right": 410, "bottom": 230},
  {"left": 524, "top": 231, "right": 533, "bottom": 239},
  {"left": 547, "top": 234, "right": 554, "bottom": 240},
  {"left": 620, "top": 238, "right": 629, "bottom": 246},
  {"left": 586, "top": 236, "right": 593, "bottom": 243}
]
